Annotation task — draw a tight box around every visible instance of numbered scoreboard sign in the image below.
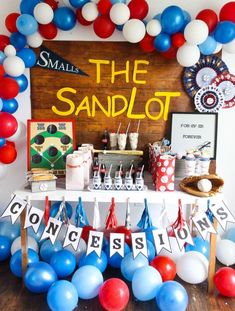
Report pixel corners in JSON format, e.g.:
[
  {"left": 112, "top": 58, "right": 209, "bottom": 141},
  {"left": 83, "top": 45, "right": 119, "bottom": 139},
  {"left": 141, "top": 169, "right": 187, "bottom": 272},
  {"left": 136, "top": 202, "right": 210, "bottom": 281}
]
[{"left": 27, "top": 120, "right": 76, "bottom": 174}]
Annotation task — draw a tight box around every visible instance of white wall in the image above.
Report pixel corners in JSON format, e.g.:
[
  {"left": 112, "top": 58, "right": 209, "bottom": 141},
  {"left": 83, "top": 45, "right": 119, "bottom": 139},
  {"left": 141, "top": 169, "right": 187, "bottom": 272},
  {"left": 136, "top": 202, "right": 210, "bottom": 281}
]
[{"left": 0, "top": 0, "right": 234, "bottom": 217}]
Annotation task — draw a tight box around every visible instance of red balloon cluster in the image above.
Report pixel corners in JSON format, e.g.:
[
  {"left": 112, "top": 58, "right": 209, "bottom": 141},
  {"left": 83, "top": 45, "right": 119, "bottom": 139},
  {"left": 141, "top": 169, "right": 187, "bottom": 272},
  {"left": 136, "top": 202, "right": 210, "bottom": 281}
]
[
  {"left": 139, "top": 34, "right": 155, "bottom": 52},
  {"left": 0, "top": 77, "right": 19, "bottom": 100},
  {"left": 196, "top": 9, "right": 218, "bottom": 33},
  {"left": 214, "top": 267, "right": 235, "bottom": 297},
  {"left": 0, "top": 112, "right": 18, "bottom": 139},
  {"left": 5, "top": 13, "right": 20, "bottom": 33},
  {"left": 97, "top": 0, "right": 112, "bottom": 15},
  {"left": 0, "top": 35, "right": 10, "bottom": 51},
  {"left": 115, "top": 226, "right": 132, "bottom": 246},
  {"left": 150, "top": 255, "right": 176, "bottom": 281},
  {"left": 0, "top": 64, "right": 4, "bottom": 77},
  {"left": 0, "top": 142, "right": 17, "bottom": 164},
  {"left": 128, "top": 0, "right": 149, "bottom": 20},
  {"left": 93, "top": 15, "right": 116, "bottom": 39},
  {"left": 219, "top": 2, "right": 235, "bottom": 23},
  {"left": 39, "top": 23, "right": 58, "bottom": 40},
  {"left": 76, "top": 9, "right": 92, "bottom": 26},
  {"left": 45, "top": 0, "right": 59, "bottom": 11},
  {"left": 81, "top": 225, "right": 95, "bottom": 242}
]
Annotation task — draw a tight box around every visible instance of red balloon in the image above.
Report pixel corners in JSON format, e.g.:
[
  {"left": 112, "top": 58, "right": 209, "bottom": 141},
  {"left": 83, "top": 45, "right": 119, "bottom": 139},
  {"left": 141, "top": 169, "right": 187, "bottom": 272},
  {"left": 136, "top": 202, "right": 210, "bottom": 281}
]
[
  {"left": 214, "top": 267, "right": 235, "bottom": 297},
  {"left": 76, "top": 9, "right": 93, "bottom": 26},
  {"left": 97, "top": 0, "right": 112, "bottom": 15},
  {"left": 139, "top": 34, "right": 155, "bottom": 52},
  {"left": 45, "top": 0, "right": 59, "bottom": 10},
  {"left": 0, "top": 144, "right": 17, "bottom": 164},
  {"left": 38, "top": 23, "right": 58, "bottom": 40},
  {"left": 196, "top": 9, "right": 218, "bottom": 33},
  {"left": 219, "top": 2, "right": 235, "bottom": 23},
  {"left": 0, "top": 65, "right": 4, "bottom": 77},
  {"left": 93, "top": 16, "right": 115, "bottom": 39},
  {"left": 99, "top": 278, "right": 129, "bottom": 311},
  {"left": 128, "top": 0, "right": 149, "bottom": 20},
  {"left": 0, "top": 77, "right": 19, "bottom": 100},
  {"left": 161, "top": 46, "right": 177, "bottom": 59},
  {"left": 5, "top": 13, "right": 20, "bottom": 33},
  {"left": 6, "top": 140, "right": 15, "bottom": 148},
  {"left": 115, "top": 226, "right": 132, "bottom": 246},
  {"left": 172, "top": 32, "right": 185, "bottom": 48},
  {"left": 0, "top": 35, "right": 10, "bottom": 51},
  {"left": 81, "top": 225, "right": 95, "bottom": 242},
  {"left": 0, "top": 112, "right": 18, "bottom": 138},
  {"left": 150, "top": 256, "right": 176, "bottom": 282}
]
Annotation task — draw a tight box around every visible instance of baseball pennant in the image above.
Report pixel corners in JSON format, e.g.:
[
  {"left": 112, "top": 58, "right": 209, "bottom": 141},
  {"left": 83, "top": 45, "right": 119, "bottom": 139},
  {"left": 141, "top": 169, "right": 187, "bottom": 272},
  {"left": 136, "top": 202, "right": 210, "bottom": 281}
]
[
  {"left": 131, "top": 232, "right": 148, "bottom": 259},
  {"left": 24, "top": 205, "right": 44, "bottom": 233},
  {"left": 209, "top": 201, "right": 235, "bottom": 230},
  {"left": 87, "top": 230, "right": 103, "bottom": 257},
  {"left": 63, "top": 224, "right": 83, "bottom": 251},
  {"left": 174, "top": 223, "right": 194, "bottom": 250},
  {"left": 110, "top": 233, "right": 125, "bottom": 258},
  {"left": 40, "top": 217, "right": 63, "bottom": 244},
  {"left": 152, "top": 228, "right": 171, "bottom": 254},
  {"left": 1, "top": 195, "right": 27, "bottom": 224},
  {"left": 192, "top": 212, "right": 217, "bottom": 240}
]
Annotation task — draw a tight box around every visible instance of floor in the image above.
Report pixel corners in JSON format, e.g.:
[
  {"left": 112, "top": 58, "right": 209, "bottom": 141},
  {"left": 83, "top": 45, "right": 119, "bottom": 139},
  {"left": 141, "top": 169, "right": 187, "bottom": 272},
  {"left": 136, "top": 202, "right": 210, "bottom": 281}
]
[{"left": 0, "top": 261, "right": 234, "bottom": 311}]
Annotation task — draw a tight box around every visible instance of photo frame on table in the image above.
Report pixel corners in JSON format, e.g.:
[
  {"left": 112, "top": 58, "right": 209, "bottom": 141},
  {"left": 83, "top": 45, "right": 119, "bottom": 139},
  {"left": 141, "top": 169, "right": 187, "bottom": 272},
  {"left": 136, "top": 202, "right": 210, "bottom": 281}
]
[
  {"left": 27, "top": 119, "right": 76, "bottom": 173},
  {"left": 170, "top": 112, "right": 218, "bottom": 159}
]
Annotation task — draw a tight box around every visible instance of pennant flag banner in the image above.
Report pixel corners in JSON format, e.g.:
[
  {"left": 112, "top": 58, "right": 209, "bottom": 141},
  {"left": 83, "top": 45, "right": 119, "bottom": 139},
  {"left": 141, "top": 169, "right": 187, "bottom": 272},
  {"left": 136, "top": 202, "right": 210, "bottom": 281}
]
[
  {"left": 87, "top": 230, "right": 104, "bottom": 257},
  {"left": 24, "top": 205, "right": 44, "bottom": 234},
  {"left": 192, "top": 212, "right": 217, "bottom": 240},
  {"left": 40, "top": 217, "right": 63, "bottom": 244},
  {"left": 1, "top": 195, "right": 28, "bottom": 224},
  {"left": 110, "top": 233, "right": 125, "bottom": 258},
  {"left": 131, "top": 232, "right": 148, "bottom": 259}
]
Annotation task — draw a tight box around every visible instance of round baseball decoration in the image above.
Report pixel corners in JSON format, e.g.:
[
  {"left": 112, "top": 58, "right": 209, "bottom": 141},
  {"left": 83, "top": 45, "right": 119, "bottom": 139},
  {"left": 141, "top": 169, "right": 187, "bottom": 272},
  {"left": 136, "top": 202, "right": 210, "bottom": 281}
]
[
  {"left": 194, "top": 85, "right": 224, "bottom": 113},
  {"left": 212, "top": 73, "right": 235, "bottom": 109},
  {"left": 197, "top": 179, "right": 212, "bottom": 193}
]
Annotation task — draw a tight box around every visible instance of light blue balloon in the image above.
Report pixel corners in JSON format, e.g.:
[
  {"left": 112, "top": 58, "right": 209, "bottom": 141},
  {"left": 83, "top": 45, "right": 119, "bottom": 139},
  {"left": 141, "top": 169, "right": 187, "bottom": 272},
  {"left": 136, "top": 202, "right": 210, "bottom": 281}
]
[
  {"left": 10, "top": 249, "right": 39, "bottom": 277},
  {"left": 132, "top": 266, "right": 162, "bottom": 301},
  {"left": 20, "top": 0, "right": 41, "bottom": 15},
  {"left": 156, "top": 281, "right": 189, "bottom": 311},
  {"left": 53, "top": 7, "right": 76, "bottom": 31},
  {"left": 0, "top": 221, "right": 20, "bottom": 242},
  {"left": 47, "top": 280, "right": 79, "bottom": 311},
  {"left": 0, "top": 98, "right": 3, "bottom": 111},
  {"left": 0, "top": 138, "right": 6, "bottom": 147},
  {"left": 69, "top": 0, "right": 89, "bottom": 8},
  {"left": 121, "top": 252, "right": 149, "bottom": 281},
  {"left": 161, "top": 6, "right": 185, "bottom": 35},
  {"left": 104, "top": 242, "right": 130, "bottom": 268},
  {"left": 16, "top": 14, "right": 38, "bottom": 36},
  {"left": 50, "top": 250, "right": 76, "bottom": 278},
  {"left": 147, "top": 240, "right": 156, "bottom": 262},
  {"left": 79, "top": 250, "right": 108, "bottom": 273},
  {"left": 199, "top": 36, "right": 217, "bottom": 55},
  {"left": 224, "top": 227, "right": 235, "bottom": 243},
  {"left": 111, "top": 0, "right": 126, "bottom": 4},
  {"left": 40, "top": 240, "right": 63, "bottom": 263},
  {"left": 185, "top": 236, "right": 210, "bottom": 259},
  {"left": 1, "top": 99, "right": 19, "bottom": 114},
  {"left": 214, "top": 21, "right": 235, "bottom": 44},
  {"left": 0, "top": 51, "right": 6, "bottom": 64},
  {"left": 72, "top": 265, "right": 103, "bottom": 299},
  {"left": 0, "top": 236, "right": 11, "bottom": 261}
]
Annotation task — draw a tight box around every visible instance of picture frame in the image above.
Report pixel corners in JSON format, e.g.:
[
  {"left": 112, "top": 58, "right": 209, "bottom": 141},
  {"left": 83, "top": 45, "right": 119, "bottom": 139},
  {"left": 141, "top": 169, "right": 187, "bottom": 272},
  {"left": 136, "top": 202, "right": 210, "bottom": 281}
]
[{"left": 170, "top": 112, "right": 218, "bottom": 159}]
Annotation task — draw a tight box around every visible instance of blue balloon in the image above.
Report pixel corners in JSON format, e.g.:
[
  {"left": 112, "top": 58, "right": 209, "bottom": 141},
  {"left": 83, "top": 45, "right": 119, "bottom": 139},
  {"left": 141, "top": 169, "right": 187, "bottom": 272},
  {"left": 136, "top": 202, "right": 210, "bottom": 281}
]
[
  {"left": 79, "top": 250, "right": 108, "bottom": 273},
  {"left": 132, "top": 266, "right": 162, "bottom": 301},
  {"left": 156, "top": 281, "right": 189, "bottom": 311},
  {"left": 1, "top": 99, "right": 18, "bottom": 114},
  {"left": 13, "top": 74, "right": 28, "bottom": 92},
  {"left": 154, "top": 33, "right": 172, "bottom": 52},
  {"left": 47, "top": 280, "right": 79, "bottom": 311},
  {"left": 214, "top": 22, "right": 235, "bottom": 44},
  {"left": 40, "top": 240, "right": 63, "bottom": 263},
  {"left": 199, "top": 36, "right": 217, "bottom": 55},
  {"left": 10, "top": 249, "right": 39, "bottom": 277},
  {"left": 24, "top": 261, "right": 57, "bottom": 293},
  {"left": 0, "top": 51, "right": 6, "bottom": 64},
  {"left": 144, "top": 226, "right": 158, "bottom": 244},
  {"left": 53, "top": 7, "right": 76, "bottom": 31},
  {"left": 116, "top": 24, "right": 124, "bottom": 32},
  {"left": 16, "top": 14, "right": 38, "bottom": 36},
  {"left": 154, "top": 13, "right": 161, "bottom": 21},
  {"left": 147, "top": 239, "right": 156, "bottom": 262},
  {"left": 50, "top": 201, "right": 73, "bottom": 219},
  {"left": 50, "top": 250, "right": 76, "bottom": 278},
  {"left": 0, "top": 221, "right": 20, "bottom": 242},
  {"left": 185, "top": 236, "right": 210, "bottom": 260},
  {"left": 225, "top": 227, "right": 235, "bottom": 243},
  {"left": 104, "top": 242, "right": 130, "bottom": 268},
  {"left": 28, "top": 223, "right": 46, "bottom": 244},
  {"left": 0, "top": 138, "right": 6, "bottom": 147},
  {"left": 0, "top": 236, "right": 11, "bottom": 261},
  {"left": 0, "top": 99, "right": 2, "bottom": 111},
  {"left": 161, "top": 6, "right": 185, "bottom": 35},
  {"left": 111, "top": 0, "right": 126, "bottom": 4},
  {"left": 69, "top": 0, "right": 89, "bottom": 8},
  {"left": 10, "top": 32, "right": 27, "bottom": 50},
  {"left": 181, "top": 10, "right": 191, "bottom": 31},
  {"left": 17, "top": 48, "right": 37, "bottom": 68},
  {"left": 121, "top": 252, "right": 149, "bottom": 281},
  {"left": 72, "top": 265, "right": 104, "bottom": 299},
  {"left": 20, "top": 0, "right": 41, "bottom": 15}
]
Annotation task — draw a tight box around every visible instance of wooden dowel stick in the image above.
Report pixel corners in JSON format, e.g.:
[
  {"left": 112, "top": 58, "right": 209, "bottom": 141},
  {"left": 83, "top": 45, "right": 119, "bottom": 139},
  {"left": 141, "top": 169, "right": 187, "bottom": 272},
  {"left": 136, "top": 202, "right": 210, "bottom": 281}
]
[
  {"left": 208, "top": 218, "right": 218, "bottom": 294},
  {"left": 20, "top": 208, "right": 28, "bottom": 286}
]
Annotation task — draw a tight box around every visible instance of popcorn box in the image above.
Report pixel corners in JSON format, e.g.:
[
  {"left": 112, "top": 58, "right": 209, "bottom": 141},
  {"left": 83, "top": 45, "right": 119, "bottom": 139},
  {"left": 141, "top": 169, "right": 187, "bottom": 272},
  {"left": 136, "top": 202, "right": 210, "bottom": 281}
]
[{"left": 155, "top": 155, "right": 175, "bottom": 192}]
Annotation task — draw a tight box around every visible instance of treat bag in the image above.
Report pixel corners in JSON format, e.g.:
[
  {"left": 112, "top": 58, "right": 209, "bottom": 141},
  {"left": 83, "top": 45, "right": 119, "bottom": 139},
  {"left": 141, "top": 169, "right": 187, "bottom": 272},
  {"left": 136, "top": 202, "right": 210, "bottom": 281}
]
[
  {"left": 66, "top": 153, "right": 84, "bottom": 190},
  {"left": 184, "top": 159, "right": 196, "bottom": 177},
  {"left": 156, "top": 155, "right": 175, "bottom": 192},
  {"left": 76, "top": 149, "right": 90, "bottom": 187},
  {"left": 200, "top": 158, "right": 211, "bottom": 175},
  {"left": 81, "top": 144, "right": 93, "bottom": 177}
]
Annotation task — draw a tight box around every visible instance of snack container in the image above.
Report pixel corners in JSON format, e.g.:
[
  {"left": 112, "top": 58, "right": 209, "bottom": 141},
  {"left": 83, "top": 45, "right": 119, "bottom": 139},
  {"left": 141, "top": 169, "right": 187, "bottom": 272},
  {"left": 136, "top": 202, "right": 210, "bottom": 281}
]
[
  {"left": 31, "top": 179, "right": 57, "bottom": 193},
  {"left": 66, "top": 153, "right": 84, "bottom": 190},
  {"left": 155, "top": 155, "right": 175, "bottom": 192}
]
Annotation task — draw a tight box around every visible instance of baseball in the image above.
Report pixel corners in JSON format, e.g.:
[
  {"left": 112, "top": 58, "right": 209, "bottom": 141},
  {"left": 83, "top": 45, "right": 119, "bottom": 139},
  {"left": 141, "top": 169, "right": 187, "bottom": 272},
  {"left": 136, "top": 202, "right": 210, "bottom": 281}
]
[{"left": 197, "top": 179, "right": 212, "bottom": 192}]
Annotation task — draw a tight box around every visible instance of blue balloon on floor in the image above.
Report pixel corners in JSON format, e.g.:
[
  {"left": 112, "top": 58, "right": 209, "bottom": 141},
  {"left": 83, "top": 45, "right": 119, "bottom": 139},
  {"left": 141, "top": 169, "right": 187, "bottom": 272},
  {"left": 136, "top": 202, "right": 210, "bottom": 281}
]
[
  {"left": 50, "top": 250, "right": 76, "bottom": 278},
  {"left": 20, "top": 0, "right": 41, "bottom": 15},
  {"left": 161, "top": 6, "right": 185, "bottom": 35},
  {"left": 17, "top": 48, "right": 37, "bottom": 68},
  {"left": 79, "top": 250, "right": 108, "bottom": 273},
  {"left": 10, "top": 32, "right": 27, "bottom": 50},
  {"left": 53, "top": 7, "right": 76, "bottom": 31},
  {"left": 0, "top": 221, "right": 20, "bottom": 242},
  {"left": 185, "top": 236, "right": 210, "bottom": 259},
  {"left": 24, "top": 261, "right": 57, "bottom": 293},
  {"left": 147, "top": 239, "right": 156, "bottom": 262},
  {"left": 47, "top": 280, "right": 79, "bottom": 311},
  {"left": 121, "top": 252, "right": 149, "bottom": 281},
  {"left": 72, "top": 265, "right": 104, "bottom": 299},
  {"left": 69, "top": 0, "right": 89, "bottom": 8},
  {"left": 224, "top": 227, "right": 235, "bottom": 243},
  {"left": 1, "top": 99, "right": 18, "bottom": 114},
  {"left": 40, "top": 240, "right": 63, "bottom": 263},
  {"left": 214, "top": 21, "right": 235, "bottom": 44},
  {"left": 13, "top": 74, "right": 28, "bottom": 93},
  {"left": 10, "top": 249, "right": 39, "bottom": 277},
  {"left": 0, "top": 138, "right": 6, "bottom": 147},
  {"left": 156, "top": 281, "right": 188, "bottom": 311},
  {"left": 50, "top": 201, "right": 73, "bottom": 219},
  {"left": 104, "top": 242, "right": 130, "bottom": 268},
  {"left": 0, "top": 236, "right": 11, "bottom": 261}
]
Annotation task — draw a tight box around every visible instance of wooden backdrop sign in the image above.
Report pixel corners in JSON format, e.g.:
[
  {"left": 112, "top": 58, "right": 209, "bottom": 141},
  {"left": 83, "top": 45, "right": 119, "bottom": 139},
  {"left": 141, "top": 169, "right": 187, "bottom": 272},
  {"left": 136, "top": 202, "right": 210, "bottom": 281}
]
[{"left": 31, "top": 41, "right": 193, "bottom": 149}]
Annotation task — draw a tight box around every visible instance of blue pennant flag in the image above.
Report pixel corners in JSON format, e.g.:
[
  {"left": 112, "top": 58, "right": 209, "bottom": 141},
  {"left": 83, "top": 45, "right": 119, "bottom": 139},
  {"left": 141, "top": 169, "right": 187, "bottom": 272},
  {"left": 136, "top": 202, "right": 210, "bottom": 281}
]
[
  {"left": 206, "top": 199, "right": 214, "bottom": 224},
  {"left": 137, "top": 198, "right": 153, "bottom": 230},
  {"left": 75, "top": 197, "right": 89, "bottom": 228}
]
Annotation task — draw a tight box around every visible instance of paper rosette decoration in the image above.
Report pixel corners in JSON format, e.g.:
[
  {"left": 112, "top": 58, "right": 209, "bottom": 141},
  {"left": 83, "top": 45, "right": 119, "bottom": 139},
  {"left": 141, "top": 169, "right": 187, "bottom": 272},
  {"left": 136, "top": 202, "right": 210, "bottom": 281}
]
[
  {"left": 212, "top": 73, "right": 235, "bottom": 109},
  {"left": 155, "top": 155, "right": 175, "bottom": 192},
  {"left": 194, "top": 85, "right": 224, "bottom": 112}
]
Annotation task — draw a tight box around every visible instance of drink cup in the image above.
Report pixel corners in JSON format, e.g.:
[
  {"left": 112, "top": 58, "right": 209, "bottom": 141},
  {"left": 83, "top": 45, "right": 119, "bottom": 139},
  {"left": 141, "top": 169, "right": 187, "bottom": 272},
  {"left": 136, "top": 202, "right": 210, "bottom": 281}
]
[
  {"left": 109, "top": 132, "right": 118, "bottom": 150},
  {"left": 129, "top": 132, "right": 139, "bottom": 150},
  {"left": 118, "top": 133, "right": 127, "bottom": 150}
]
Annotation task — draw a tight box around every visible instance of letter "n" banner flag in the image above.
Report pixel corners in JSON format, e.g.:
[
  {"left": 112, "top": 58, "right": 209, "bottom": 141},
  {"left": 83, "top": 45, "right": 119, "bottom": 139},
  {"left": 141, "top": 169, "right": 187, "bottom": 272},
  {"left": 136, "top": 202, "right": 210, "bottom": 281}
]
[
  {"left": 41, "top": 217, "right": 63, "bottom": 244},
  {"left": 1, "top": 195, "right": 27, "bottom": 224},
  {"left": 192, "top": 212, "right": 217, "bottom": 240}
]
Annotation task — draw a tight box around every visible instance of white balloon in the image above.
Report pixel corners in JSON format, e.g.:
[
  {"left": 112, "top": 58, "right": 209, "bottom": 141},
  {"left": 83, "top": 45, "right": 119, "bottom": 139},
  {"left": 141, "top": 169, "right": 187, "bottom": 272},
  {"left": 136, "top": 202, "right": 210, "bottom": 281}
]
[
  {"left": 216, "top": 239, "right": 235, "bottom": 266},
  {"left": 184, "top": 20, "right": 209, "bottom": 45},
  {"left": 34, "top": 3, "right": 54, "bottom": 25},
  {"left": 27, "top": 32, "right": 43, "bottom": 48},
  {"left": 4, "top": 45, "right": 16, "bottom": 57},
  {"left": 0, "top": 164, "right": 8, "bottom": 179},
  {"left": 159, "top": 237, "right": 185, "bottom": 262},
  {"left": 65, "top": 238, "right": 87, "bottom": 263},
  {"left": 110, "top": 3, "right": 130, "bottom": 25},
  {"left": 146, "top": 19, "right": 161, "bottom": 37},
  {"left": 82, "top": 2, "right": 99, "bottom": 22},
  {"left": 3, "top": 56, "right": 25, "bottom": 77},
  {"left": 8, "top": 121, "right": 26, "bottom": 142},
  {"left": 177, "top": 43, "right": 200, "bottom": 67},
  {"left": 123, "top": 19, "right": 146, "bottom": 43},
  {"left": 223, "top": 38, "right": 235, "bottom": 54},
  {"left": 213, "top": 42, "right": 223, "bottom": 54},
  {"left": 11, "top": 236, "right": 39, "bottom": 255},
  {"left": 177, "top": 251, "right": 209, "bottom": 284}
]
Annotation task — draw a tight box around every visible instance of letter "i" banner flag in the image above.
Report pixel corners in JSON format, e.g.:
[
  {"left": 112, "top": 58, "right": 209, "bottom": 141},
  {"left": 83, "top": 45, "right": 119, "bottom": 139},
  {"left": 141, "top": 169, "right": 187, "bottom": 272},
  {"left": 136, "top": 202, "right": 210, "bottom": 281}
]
[
  {"left": 131, "top": 232, "right": 148, "bottom": 259},
  {"left": 110, "top": 233, "right": 125, "bottom": 258},
  {"left": 1, "top": 195, "right": 28, "bottom": 224},
  {"left": 152, "top": 228, "right": 171, "bottom": 254},
  {"left": 63, "top": 224, "right": 83, "bottom": 251},
  {"left": 40, "top": 217, "right": 63, "bottom": 244},
  {"left": 24, "top": 205, "right": 44, "bottom": 234},
  {"left": 86, "top": 230, "right": 104, "bottom": 257},
  {"left": 209, "top": 201, "right": 235, "bottom": 230},
  {"left": 192, "top": 212, "right": 217, "bottom": 240}
]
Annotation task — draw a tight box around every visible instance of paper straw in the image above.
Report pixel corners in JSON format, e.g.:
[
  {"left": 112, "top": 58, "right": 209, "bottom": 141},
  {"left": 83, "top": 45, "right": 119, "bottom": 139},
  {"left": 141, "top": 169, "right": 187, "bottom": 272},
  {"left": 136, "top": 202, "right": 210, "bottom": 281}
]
[
  {"left": 126, "top": 122, "right": 130, "bottom": 135},
  {"left": 108, "top": 164, "right": 113, "bottom": 176},
  {"left": 137, "top": 120, "right": 140, "bottom": 133},
  {"left": 119, "top": 163, "right": 122, "bottom": 176},
  {"left": 140, "top": 165, "right": 144, "bottom": 177},
  {"left": 116, "top": 122, "right": 122, "bottom": 135},
  {"left": 129, "top": 164, "right": 133, "bottom": 176}
]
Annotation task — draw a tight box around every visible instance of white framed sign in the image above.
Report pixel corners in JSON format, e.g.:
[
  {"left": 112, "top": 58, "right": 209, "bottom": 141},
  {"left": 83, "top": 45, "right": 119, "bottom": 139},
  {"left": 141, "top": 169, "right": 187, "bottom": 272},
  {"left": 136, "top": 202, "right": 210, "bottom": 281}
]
[{"left": 170, "top": 113, "right": 218, "bottom": 159}]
